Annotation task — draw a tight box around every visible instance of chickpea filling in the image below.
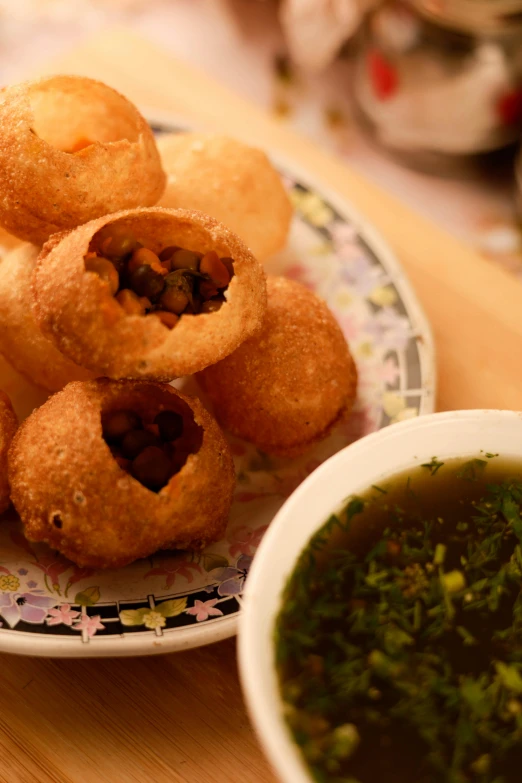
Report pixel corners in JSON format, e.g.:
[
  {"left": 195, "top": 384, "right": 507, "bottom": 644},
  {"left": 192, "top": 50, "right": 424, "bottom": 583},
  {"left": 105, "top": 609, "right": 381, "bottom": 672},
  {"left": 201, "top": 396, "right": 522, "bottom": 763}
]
[
  {"left": 102, "top": 406, "right": 202, "bottom": 492},
  {"left": 85, "top": 226, "right": 235, "bottom": 329}
]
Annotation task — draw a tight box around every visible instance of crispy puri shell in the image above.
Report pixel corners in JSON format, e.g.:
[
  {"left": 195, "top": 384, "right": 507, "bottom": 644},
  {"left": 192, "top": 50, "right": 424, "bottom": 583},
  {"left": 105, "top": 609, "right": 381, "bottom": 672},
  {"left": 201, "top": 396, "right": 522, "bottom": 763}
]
[
  {"left": 0, "top": 390, "right": 17, "bottom": 514},
  {"left": 0, "top": 226, "right": 22, "bottom": 260},
  {"left": 198, "top": 276, "right": 358, "bottom": 457},
  {"left": 0, "top": 243, "right": 94, "bottom": 391},
  {"left": 0, "top": 75, "right": 165, "bottom": 244},
  {"left": 33, "top": 207, "right": 267, "bottom": 380},
  {"left": 157, "top": 133, "right": 293, "bottom": 261},
  {"left": 8, "top": 379, "right": 236, "bottom": 569}
]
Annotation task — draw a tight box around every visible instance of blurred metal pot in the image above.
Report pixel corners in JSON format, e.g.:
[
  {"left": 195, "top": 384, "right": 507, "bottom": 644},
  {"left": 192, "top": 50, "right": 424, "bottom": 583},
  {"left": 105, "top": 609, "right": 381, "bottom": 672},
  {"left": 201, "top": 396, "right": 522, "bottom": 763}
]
[{"left": 352, "top": 0, "right": 522, "bottom": 174}]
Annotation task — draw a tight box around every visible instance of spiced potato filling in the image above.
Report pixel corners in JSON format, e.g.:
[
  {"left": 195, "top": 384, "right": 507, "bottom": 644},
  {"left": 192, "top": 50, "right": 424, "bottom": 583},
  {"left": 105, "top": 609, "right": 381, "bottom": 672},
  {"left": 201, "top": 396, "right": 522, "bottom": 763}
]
[{"left": 85, "top": 225, "right": 235, "bottom": 329}]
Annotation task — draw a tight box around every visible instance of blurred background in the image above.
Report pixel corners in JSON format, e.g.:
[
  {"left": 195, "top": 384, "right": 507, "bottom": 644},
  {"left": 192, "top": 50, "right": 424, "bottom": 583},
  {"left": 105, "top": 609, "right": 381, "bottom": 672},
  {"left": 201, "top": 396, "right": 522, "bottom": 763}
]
[{"left": 2, "top": 0, "right": 522, "bottom": 276}]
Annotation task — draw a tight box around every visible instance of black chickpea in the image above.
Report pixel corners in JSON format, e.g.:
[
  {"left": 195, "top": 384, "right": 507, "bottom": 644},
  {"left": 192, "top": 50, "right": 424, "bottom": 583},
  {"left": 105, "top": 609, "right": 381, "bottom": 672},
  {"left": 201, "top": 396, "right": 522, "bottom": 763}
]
[
  {"left": 131, "top": 446, "right": 174, "bottom": 491},
  {"left": 102, "top": 407, "right": 194, "bottom": 492},
  {"left": 84, "top": 227, "right": 235, "bottom": 329},
  {"left": 121, "top": 429, "right": 161, "bottom": 460},
  {"left": 155, "top": 410, "right": 184, "bottom": 441},
  {"left": 102, "top": 409, "right": 141, "bottom": 441}
]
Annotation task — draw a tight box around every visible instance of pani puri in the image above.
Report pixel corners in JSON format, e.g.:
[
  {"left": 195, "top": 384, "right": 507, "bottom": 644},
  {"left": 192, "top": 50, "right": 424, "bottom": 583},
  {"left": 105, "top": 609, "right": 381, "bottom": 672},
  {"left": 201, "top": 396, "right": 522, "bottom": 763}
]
[
  {"left": 0, "top": 75, "right": 165, "bottom": 244},
  {"left": 8, "top": 379, "right": 236, "bottom": 569},
  {"left": 198, "top": 276, "right": 357, "bottom": 457},
  {"left": 33, "top": 207, "right": 267, "bottom": 380},
  {"left": 0, "top": 390, "right": 17, "bottom": 514},
  {"left": 157, "top": 133, "right": 292, "bottom": 260},
  {"left": 0, "top": 226, "right": 22, "bottom": 260},
  {"left": 0, "top": 244, "right": 93, "bottom": 391}
]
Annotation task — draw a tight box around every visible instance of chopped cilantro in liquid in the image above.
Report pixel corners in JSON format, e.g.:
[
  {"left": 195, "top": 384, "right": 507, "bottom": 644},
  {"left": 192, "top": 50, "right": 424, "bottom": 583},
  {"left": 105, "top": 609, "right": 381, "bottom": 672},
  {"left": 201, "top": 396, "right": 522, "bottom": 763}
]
[{"left": 276, "top": 457, "right": 522, "bottom": 783}]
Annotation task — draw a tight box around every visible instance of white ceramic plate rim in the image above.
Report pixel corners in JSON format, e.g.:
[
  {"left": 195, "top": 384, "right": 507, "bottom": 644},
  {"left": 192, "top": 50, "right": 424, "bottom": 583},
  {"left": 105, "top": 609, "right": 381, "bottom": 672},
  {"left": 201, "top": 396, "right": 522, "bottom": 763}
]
[
  {"left": 237, "top": 409, "right": 522, "bottom": 783},
  {"left": 0, "top": 110, "right": 435, "bottom": 657},
  {"left": 0, "top": 610, "right": 238, "bottom": 658}
]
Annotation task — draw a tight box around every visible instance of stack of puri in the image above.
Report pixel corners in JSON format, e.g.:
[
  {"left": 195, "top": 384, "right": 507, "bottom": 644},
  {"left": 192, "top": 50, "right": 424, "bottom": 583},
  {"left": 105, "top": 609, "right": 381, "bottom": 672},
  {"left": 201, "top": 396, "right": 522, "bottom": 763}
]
[
  {"left": 0, "top": 73, "right": 357, "bottom": 571},
  {"left": 0, "top": 75, "right": 269, "bottom": 566},
  {"left": 0, "top": 74, "right": 166, "bottom": 391}
]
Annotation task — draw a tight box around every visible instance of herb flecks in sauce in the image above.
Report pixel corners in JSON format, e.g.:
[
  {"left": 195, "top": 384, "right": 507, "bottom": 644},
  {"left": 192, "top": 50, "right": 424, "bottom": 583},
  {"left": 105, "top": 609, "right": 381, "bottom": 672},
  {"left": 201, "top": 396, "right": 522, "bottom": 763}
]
[
  {"left": 420, "top": 456, "right": 445, "bottom": 476},
  {"left": 276, "top": 457, "right": 522, "bottom": 783}
]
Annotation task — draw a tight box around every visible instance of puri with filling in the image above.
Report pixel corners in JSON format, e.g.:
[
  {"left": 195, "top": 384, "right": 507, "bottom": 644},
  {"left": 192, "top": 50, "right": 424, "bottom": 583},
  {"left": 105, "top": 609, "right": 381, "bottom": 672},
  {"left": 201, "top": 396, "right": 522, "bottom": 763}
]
[
  {"left": 8, "top": 379, "right": 236, "bottom": 568},
  {"left": 32, "top": 207, "right": 267, "bottom": 380}
]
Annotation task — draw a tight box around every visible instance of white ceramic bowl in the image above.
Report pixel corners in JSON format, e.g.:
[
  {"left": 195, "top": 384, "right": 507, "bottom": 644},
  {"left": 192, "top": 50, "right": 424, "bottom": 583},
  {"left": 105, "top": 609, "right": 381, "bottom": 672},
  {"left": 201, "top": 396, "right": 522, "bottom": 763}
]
[{"left": 238, "top": 409, "right": 522, "bottom": 783}]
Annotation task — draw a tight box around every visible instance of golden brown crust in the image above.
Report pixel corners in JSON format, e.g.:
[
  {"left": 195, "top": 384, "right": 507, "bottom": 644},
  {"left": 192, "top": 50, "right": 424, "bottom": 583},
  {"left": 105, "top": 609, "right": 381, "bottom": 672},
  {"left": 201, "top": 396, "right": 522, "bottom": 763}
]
[
  {"left": 8, "top": 379, "right": 236, "bottom": 568},
  {"left": 0, "top": 226, "right": 22, "bottom": 260},
  {"left": 0, "top": 389, "right": 17, "bottom": 514},
  {"left": 33, "top": 207, "right": 267, "bottom": 380},
  {"left": 198, "top": 276, "right": 358, "bottom": 457},
  {"left": 0, "top": 243, "right": 94, "bottom": 391},
  {"left": 157, "top": 133, "right": 293, "bottom": 260},
  {"left": 0, "top": 75, "right": 165, "bottom": 243}
]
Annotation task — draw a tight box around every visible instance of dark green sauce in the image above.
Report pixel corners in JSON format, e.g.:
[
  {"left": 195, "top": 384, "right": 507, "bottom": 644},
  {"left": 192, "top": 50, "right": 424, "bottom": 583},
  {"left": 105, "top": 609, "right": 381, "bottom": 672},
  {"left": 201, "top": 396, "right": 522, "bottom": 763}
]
[{"left": 275, "top": 456, "right": 522, "bottom": 783}]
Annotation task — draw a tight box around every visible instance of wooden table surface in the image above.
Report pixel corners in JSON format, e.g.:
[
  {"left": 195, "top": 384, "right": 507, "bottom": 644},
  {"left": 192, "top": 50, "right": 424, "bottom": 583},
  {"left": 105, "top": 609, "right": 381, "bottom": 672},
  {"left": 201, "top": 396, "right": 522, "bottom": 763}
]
[{"left": 2, "top": 27, "right": 522, "bottom": 783}]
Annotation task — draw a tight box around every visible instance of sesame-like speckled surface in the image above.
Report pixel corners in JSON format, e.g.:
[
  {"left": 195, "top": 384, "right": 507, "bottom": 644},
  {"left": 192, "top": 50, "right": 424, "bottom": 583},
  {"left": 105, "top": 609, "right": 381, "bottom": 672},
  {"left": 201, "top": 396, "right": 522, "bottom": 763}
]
[
  {"left": 198, "top": 276, "right": 358, "bottom": 457},
  {"left": 0, "top": 243, "right": 94, "bottom": 391},
  {"left": 8, "top": 379, "right": 236, "bottom": 569},
  {"left": 157, "top": 132, "right": 292, "bottom": 261},
  {"left": 0, "top": 75, "right": 165, "bottom": 244},
  {"left": 33, "top": 207, "right": 268, "bottom": 380}
]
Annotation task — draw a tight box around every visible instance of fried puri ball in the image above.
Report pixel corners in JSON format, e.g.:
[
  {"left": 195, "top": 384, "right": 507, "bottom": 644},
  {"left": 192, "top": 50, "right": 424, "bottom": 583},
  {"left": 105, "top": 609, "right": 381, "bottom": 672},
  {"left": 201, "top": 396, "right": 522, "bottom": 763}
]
[
  {"left": 0, "top": 75, "right": 165, "bottom": 244},
  {"left": 0, "top": 226, "right": 22, "bottom": 260},
  {"left": 198, "top": 276, "right": 358, "bottom": 457},
  {"left": 33, "top": 207, "right": 267, "bottom": 380},
  {"left": 157, "top": 133, "right": 293, "bottom": 261},
  {"left": 8, "top": 379, "right": 236, "bottom": 568},
  {"left": 0, "top": 243, "right": 94, "bottom": 391},
  {"left": 0, "top": 390, "right": 17, "bottom": 514}
]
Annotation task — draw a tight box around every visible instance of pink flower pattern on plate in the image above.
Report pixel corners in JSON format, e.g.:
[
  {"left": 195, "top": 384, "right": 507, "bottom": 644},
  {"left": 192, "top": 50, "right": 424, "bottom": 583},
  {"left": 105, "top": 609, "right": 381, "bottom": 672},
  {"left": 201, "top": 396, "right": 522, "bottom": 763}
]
[
  {"left": 46, "top": 604, "right": 81, "bottom": 627},
  {"left": 72, "top": 615, "right": 105, "bottom": 638},
  {"left": 380, "top": 357, "right": 401, "bottom": 386},
  {"left": 34, "top": 554, "right": 72, "bottom": 593},
  {"left": 329, "top": 221, "right": 358, "bottom": 250},
  {"left": 227, "top": 525, "right": 268, "bottom": 558},
  {"left": 145, "top": 558, "right": 203, "bottom": 589},
  {"left": 185, "top": 599, "right": 223, "bottom": 622},
  {"left": 64, "top": 566, "right": 96, "bottom": 594}
]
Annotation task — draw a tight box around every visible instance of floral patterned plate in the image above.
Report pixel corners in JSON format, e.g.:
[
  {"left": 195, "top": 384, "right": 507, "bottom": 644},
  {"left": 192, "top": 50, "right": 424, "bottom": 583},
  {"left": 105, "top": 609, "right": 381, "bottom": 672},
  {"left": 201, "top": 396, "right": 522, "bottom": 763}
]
[{"left": 0, "top": 116, "right": 435, "bottom": 657}]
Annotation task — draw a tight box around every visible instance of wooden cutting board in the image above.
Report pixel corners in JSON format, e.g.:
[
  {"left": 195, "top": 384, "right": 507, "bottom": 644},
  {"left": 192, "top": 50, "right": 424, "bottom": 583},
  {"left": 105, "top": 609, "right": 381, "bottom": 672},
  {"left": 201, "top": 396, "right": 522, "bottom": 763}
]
[{"left": 1, "top": 28, "right": 521, "bottom": 783}]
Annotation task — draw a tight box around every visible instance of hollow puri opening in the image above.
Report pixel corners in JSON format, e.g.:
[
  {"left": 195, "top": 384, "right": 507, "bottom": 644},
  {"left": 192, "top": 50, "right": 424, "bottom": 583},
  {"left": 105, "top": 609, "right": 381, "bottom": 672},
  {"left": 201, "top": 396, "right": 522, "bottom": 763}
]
[
  {"left": 84, "top": 221, "right": 235, "bottom": 329},
  {"left": 28, "top": 79, "right": 141, "bottom": 153},
  {"left": 100, "top": 387, "right": 204, "bottom": 493}
]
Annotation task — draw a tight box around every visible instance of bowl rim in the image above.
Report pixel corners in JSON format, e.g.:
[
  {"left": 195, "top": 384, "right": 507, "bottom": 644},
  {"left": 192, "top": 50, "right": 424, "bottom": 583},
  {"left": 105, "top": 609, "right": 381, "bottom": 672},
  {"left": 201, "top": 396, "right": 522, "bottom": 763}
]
[{"left": 237, "top": 408, "right": 522, "bottom": 783}]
